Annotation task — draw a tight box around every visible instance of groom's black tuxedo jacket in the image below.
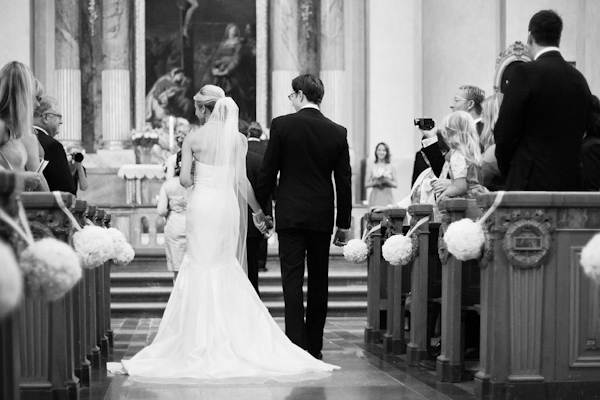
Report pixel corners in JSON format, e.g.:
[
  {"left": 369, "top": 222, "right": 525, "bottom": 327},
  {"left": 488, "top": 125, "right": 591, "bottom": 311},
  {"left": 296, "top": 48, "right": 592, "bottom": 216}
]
[
  {"left": 494, "top": 50, "right": 592, "bottom": 191},
  {"left": 256, "top": 107, "right": 352, "bottom": 234}
]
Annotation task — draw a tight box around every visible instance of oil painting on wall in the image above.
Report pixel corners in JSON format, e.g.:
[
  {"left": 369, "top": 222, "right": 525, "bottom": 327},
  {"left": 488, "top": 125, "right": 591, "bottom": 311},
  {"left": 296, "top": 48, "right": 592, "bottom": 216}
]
[{"left": 145, "top": 0, "right": 257, "bottom": 127}]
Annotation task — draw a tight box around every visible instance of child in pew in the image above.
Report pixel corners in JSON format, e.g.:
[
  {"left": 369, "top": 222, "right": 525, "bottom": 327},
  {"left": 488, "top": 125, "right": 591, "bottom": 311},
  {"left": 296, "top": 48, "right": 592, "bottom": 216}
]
[{"left": 434, "top": 111, "right": 488, "bottom": 213}]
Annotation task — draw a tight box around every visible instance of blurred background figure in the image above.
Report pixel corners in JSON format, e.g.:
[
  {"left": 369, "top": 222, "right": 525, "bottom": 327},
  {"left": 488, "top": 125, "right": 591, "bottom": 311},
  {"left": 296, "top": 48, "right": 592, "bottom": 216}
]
[
  {"left": 247, "top": 121, "right": 267, "bottom": 156},
  {"left": 65, "top": 144, "right": 89, "bottom": 195},
  {"left": 583, "top": 94, "right": 600, "bottom": 191},
  {"left": 157, "top": 150, "right": 188, "bottom": 283},
  {"left": 479, "top": 93, "right": 505, "bottom": 190},
  {"left": 365, "top": 142, "right": 397, "bottom": 208}
]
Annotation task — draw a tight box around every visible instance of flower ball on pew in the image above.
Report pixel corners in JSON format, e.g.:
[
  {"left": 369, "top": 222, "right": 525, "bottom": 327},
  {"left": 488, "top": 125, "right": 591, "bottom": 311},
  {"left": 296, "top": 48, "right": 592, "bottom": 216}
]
[
  {"left": 580, "top": 233, "right": 600, "bottom": 284},
  {"left": 0, "top": 241, "right": 23, "bottom": 318},
  {"left": 73, "top": 225, "right": 114, "bottom": 268},
  {"left": 19, "top": 238, "right": 81, "bottom": 301},
  {"left": 107, "top": 227, "right": 135, "bottom": 267},
  {"left": 444, "top": 218, "right": 485, "bottom": 261},
  {"left": 343, "top": 239, "right": 369, "bottom": 263},
  {"left": 382, "top": 234, "right": 413, "bottom": 266}
]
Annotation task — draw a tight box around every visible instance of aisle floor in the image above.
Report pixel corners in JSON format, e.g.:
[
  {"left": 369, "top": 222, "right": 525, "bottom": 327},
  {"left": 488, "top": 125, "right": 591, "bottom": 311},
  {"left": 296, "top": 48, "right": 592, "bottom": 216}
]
[{"left": 82, "top": 317, "right": 476, "bottom": 400}]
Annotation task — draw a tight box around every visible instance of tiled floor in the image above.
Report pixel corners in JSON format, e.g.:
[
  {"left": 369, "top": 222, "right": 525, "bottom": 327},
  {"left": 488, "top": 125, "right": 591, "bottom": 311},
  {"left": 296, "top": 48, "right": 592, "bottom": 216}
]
[{"left": 81, "top": 317, "right": 476, "bottom": 400}]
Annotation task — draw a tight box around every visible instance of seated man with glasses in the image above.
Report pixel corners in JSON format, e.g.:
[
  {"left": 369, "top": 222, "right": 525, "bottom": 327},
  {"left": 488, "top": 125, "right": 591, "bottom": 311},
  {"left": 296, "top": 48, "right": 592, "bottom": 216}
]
[{"left": 33, "top": 95, "right": 77, "bottom": 194}]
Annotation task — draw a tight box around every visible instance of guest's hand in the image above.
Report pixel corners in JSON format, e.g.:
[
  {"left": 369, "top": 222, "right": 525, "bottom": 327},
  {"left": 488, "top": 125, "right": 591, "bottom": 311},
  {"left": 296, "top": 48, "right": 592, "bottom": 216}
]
[
  {"left": 333, "top": 228, "right": 351, "bottom": 247},
  {"left": 21, "top": 171, "right": 41, "bottom": 191},
  {"left": 252, "top": 210, "right": 268, "bottom": 234},
  {"left": 419, "top": 126, "right": 438, "bottom": 139},
  {"left": 431, "top": 178, "right": 450, "bottom": 194}
]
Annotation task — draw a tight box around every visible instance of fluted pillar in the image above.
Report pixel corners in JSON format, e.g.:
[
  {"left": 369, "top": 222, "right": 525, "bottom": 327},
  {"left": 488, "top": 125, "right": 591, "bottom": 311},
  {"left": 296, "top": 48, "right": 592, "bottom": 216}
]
[
  {"left": 55, "top": 0, "right": 82, "bottom": 145},
  {"left": 256, "top": 0, "right": 268, "bottom": 128},
  {"left": 577, "top": 0, "right": 600, "bottom": 95},
  {"left": 102, "top": 0, "right": 131, "bottom": 149},
  {"left": 319, "top": 0, "right": 345, "bottom": 125}
]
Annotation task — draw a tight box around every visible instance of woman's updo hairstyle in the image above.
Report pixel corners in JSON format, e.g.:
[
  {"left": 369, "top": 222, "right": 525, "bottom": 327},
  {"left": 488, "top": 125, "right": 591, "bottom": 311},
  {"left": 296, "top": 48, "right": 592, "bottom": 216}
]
[{"left": 193, "top": 85, "right": 225, "bottom": 113}]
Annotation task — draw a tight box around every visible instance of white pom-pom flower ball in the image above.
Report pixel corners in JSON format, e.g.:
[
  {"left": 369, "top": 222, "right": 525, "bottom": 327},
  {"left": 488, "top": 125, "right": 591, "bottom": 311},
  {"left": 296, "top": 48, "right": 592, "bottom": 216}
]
[
  {"left": 581, "top": 233, "right": 600, "bottom": 284},
  {"left": 19, "top": 238, "right": 82, "bottom": 301},
  {"left": 444, "top": 218, "right": 485, "bottom": 261},
  {"left": 382, "top": 234, "right": 413, "bottom": 266},
  {"left": 0, "top": 241, "right": 23, "bottom": 319},
  {"left": 73, "top": 226, "right": 114, "bottom": 268},
  {"left": 343, "top": 239, "right": 369, "bottom": 263},
  {"left": 106, "top": 227, "right": 135, "bottom": 267}
]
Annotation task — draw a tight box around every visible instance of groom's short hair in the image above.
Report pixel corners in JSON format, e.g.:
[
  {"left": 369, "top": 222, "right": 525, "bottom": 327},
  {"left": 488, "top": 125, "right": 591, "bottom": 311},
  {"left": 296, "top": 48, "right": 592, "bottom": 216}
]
[{"left": 292, "top": 74, "right": 324, "bottom": 105}]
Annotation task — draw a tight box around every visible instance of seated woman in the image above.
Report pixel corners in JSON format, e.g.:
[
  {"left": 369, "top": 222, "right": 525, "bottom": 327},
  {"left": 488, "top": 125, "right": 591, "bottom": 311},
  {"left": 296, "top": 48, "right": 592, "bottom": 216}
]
[{"left": 0, "top": 61, "right": 47, "bottom": 191}]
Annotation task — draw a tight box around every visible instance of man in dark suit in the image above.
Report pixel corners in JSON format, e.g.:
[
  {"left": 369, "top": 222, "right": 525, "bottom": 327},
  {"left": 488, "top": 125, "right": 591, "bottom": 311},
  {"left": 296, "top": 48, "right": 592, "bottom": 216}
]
[
  {"left": 255, "top": 74, "right": 352, "bottom": 359},
  {"left": 33, "top": 96, "right": 76, "bottom": 195},
  {"left": 244, "top": 129, "right": 272, "bottom": 294},
  {"left": 494, "top": 9, "right": 592, "bottom": 191}
]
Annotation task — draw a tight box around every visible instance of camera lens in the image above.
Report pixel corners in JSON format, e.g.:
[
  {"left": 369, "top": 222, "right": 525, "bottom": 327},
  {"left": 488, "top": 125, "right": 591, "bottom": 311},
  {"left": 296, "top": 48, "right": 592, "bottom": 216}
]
[{"left": 73, "top": 153, "right": 84, "bottom": 162}]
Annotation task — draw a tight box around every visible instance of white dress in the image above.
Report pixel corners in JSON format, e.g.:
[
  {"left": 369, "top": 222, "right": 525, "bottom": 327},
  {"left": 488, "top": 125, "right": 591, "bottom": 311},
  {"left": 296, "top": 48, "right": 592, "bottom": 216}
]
[{"left": 112, "top": 161, "right": 339, "bottom": 381}]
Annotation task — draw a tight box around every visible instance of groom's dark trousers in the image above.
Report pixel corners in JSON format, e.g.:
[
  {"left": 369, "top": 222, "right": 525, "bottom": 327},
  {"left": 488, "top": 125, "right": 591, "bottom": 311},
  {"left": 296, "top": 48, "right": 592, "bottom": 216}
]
[{"left": 255, "top": 107, "right": 352, "bottom": 358}]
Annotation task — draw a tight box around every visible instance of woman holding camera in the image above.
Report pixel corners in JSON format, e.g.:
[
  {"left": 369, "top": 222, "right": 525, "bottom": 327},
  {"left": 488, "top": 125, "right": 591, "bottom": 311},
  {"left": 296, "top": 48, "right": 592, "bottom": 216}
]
[
  {"left": 65, "top": 144, "right": 88, "bottom": 194},
  {"left": 365, "top": 142, "right": 397, "bottom": 208}
]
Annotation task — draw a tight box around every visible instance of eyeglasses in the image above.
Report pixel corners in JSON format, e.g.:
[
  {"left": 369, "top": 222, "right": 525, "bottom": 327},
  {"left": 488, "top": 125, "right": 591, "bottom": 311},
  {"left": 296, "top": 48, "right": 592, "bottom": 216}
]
[
  {"left": 44, "top": 112, "right": 63, "bottom": 121},
  {"left": 452, "top": 97, "right": 468, "bottom": 103},
  {"left": 287, "top": 92, "right": 297, "bottom": 100}
]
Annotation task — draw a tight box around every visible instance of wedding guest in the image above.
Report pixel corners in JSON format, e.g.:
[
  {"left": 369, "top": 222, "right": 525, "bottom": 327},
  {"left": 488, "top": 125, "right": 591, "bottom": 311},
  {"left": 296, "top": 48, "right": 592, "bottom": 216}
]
[
  {"left": 365, "top": 142, "right": 397, "bottom": 208},
  {"left": 157, "top": 150, "right": 188, "bottom": 283},
  {"left": 65, "top": 144, "right": 89, "bottom": 195},
  {"left": 435, "top": 111, "right": 487, "bottom": 203},
  {"left": 582, "top": 95, "right": 600, "bottom": 191},
  {"left": 0, "top": 61, "right": 46, "bottom": 191},
  {"left": 34, "top": 96, "right": 77, "bottom": 194},
  {"left": 479, "top": 93, "right": 505, "bottom": 190},
  {"left": 247, "top": 121, "right": 267, "bottom": 156},
  {"left": 495, "top": 9, "right": 592, "bottom": 191}
]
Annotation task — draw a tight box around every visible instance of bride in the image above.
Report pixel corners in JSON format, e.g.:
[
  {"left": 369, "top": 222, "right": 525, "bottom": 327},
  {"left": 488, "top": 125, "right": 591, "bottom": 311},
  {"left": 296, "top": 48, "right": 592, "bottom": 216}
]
[{"left": 109, "top": 85, "right": 339, "bottom": 380}]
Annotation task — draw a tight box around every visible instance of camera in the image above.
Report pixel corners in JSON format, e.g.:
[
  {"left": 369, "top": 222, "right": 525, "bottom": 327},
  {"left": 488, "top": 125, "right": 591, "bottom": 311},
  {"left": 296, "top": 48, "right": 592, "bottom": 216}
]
[
  {"left": 414, "top": 118, "right": 435, "bottom": 130},
  {"left": 73, "top": 152, "right": 84, "bottom": 162}
]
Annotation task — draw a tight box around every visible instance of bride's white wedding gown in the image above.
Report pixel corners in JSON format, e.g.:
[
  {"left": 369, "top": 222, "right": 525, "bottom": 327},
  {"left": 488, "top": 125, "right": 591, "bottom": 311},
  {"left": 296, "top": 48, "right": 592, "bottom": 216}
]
[{"left": 112, "top": 161, "right": 339, "bottom": 380}]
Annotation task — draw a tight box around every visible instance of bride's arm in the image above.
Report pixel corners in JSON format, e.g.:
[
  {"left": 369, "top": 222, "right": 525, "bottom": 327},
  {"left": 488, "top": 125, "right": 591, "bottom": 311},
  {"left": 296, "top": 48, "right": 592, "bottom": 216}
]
[
  {"left": 245, "top": 177, "right": 262, "bottom": 214},
  {"left": 179, "top": 136, "right": 194, "bottom": 188}
]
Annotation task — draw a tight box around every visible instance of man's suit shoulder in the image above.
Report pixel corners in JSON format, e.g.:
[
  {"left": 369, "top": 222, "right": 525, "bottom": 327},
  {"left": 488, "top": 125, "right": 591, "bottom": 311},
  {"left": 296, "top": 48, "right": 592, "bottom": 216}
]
[{"left": 273, "top": 110, "right": 346, "bottom": 135}]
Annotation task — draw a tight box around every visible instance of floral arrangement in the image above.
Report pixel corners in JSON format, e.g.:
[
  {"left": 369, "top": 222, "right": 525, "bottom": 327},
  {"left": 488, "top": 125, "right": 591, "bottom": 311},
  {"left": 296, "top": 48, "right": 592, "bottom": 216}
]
[
  {"left": 382, "top": 234, "right": 414, "bottom": 266},
  {"left": 19, "top": 238, "right": 82, "bottom": 301},
  {"left": 130, "top": 125, "right": 161, "bottom": 147},
  {"left": 73, "top": 225, "right": 114, "bottom": 268},
  {"left": 580, "top": 233, "right": 600, "bottom": 284},
  {"left": 343, "top": 239, "right": 369, "bottom": 263},
  {"left": 443, "top": 219, "right": 485, "bottom": 261},
  {"left": 107, "top": 227, "right": 135, "bottom": 267},
  {"left": 373, "top": 168, "right": 392, "bottom": 180},
  {"left": 442, "top": 191, "right": 505, "bottom": 262},
  {"left": 0, "top": 241, "right": 23, "bottom": 318}
]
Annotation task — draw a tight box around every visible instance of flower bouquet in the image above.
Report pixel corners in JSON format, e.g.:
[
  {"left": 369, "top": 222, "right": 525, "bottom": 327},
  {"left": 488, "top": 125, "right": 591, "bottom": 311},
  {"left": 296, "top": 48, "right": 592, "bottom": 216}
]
[{"left": 131, "top": 125, "right": 161, "bottom": 164}]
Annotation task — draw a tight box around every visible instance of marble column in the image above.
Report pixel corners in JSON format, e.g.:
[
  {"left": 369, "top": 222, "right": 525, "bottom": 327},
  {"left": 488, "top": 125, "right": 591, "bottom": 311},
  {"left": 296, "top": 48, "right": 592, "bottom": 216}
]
[
  {"left": 577, "top": 0, "right": 600, "bottom": 95},
  {"left": 55, "top": 0, "right": 82, "bottom": 145},
  {"left": 102, "top": 0, "right": 131, "bottom": 149},
  {"left": 134, "top": 0, "right": 145, "bottom": 131},
  {"left": 256, "top": 0, "right": 269, "bottom": 129},
  {"left": 298, "top": 0, "right": 319, "bottom": 75},
  {"left": 271, "top": 0, "right": 299, "bottom": 120},
  {"left": 319, "top": 0, "right": 344, "bottom": 125}
]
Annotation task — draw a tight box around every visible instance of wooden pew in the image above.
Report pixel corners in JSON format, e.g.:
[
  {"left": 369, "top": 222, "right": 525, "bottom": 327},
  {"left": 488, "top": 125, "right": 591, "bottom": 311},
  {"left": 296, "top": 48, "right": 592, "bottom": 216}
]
[
  {"left": 72, "top": 199, "right": 91, "bottom": 386},
  {"left": 20, "top": 192, "right": 80, "bottom": 400},
  {"left": 93, "top": 209, "right": 109, "bottom": 360},
  {"left": 382, "top": 208, "right": 409, "bottom": 354},
  {"left": 0, "top": 171, "right": 20, "bottom": 400},
  {"left": 406, "top": 204, "right": 434, "bottom": 366},
  {"left": 84, "top": 205, "right": 101, "bottom": 370},
  {"left": 475, "top": 192, "right": 600, "bottom": 400},
  {"left": 364, "top": 211, "right": 387, "bottom": 344},
  {"left": 103, "top": 212, "right": 114, "bottom": 348},
  {"left": 436, "top": 198, "right": 482, "bottom": 382}
]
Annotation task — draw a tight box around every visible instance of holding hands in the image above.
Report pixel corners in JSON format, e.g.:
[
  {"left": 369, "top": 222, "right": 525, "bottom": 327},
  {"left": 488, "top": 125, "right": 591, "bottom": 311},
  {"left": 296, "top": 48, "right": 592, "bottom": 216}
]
[{"left": 252, "top": 209, "right": 273, "bottom": 236}]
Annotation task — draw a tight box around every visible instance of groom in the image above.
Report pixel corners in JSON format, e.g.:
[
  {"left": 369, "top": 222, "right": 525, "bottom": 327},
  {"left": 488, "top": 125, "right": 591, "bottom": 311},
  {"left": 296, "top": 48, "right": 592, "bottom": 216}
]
[{"left": 256, "top": 74, "right": 352, "bottom": 359}]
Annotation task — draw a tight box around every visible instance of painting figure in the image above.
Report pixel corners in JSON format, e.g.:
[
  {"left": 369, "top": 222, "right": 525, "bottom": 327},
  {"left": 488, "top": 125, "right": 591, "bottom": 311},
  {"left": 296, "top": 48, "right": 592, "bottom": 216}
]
[{"left": 146, "top": 68, "right": 194, "bottom": 127}]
